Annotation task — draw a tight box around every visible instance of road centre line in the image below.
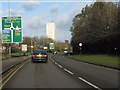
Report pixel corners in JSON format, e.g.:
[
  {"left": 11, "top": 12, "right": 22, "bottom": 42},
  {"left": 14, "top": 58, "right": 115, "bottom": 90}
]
[
  {"left": 50, "top": 56, "right": 102, "bottom": 89},
  {"left": 64, "top": 69, "right": 74, "bottom": 75},
  {"left": 51, "top": 59, "right": 54, "bottom": 62},
  {"left": 50, "top": 56, "right": 73, "bottom": 74},
  {"left": 50, "top": 56, "right": 63, "bottom": 69},
  {"left": 50, "top": 57, "right": 54, "bottom": 62},
  {"left": 58, "top": 64, "right": 63, "bottom": 68},
  {"left": 78, "top": 77, "right": 102, "bottom": 90},
  {"left": 54, "top": 62, "right": 58, "bottom": 65}
]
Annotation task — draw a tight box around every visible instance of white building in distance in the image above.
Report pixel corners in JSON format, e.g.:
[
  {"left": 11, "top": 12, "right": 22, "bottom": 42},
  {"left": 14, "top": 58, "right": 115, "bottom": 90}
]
[{"left": 46, "top": 22, "right": 56, "bottom": 41}]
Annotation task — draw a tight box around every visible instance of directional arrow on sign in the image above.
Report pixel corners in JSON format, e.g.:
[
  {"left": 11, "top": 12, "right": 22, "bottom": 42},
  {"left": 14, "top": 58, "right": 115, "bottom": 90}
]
[{"left": 4, "top": 23, "right": 21, "bottom": 30}]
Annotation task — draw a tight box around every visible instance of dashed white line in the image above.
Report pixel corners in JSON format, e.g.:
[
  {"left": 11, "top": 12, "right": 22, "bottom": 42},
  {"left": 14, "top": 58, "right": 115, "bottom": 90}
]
[
  {"left": 64, "top": 69, "right": 74, "bottom": 75},
  {"left": 50, "top": 56, "right": 101, "bottom": 90},
  {"left": 58, "top": 64, "right": 63, "bottom": 68},
  {"left": 51, "top": 59, "right": 54, "bottom": 62},
  {"left": 78, "top": 77, "right": 102, "bottom": 90},
  {"left": 54, "top": 62, "right": 58, "bottom": 65},
  {"left": 50, "top": 57, "right": 55, "bottom": 62}
]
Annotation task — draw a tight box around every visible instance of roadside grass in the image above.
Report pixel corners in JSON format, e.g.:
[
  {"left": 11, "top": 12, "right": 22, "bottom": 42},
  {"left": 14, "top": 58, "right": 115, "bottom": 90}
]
[
  {"left": 67, "top": 54, "right": 119, "bottom": 69},
  {"left": 11, "top": 52, "right": 31, "bottom": 57},
  {"left": 11, "top": 52, "right": 23, "bottom": 57},
  {"left": 2, "top": 52, "right": 31, "bottom": 60}
]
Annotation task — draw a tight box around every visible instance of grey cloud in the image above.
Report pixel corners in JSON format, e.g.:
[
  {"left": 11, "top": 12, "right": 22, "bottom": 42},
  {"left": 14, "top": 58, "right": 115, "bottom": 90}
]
[
  {"left": 55, "top": 13, "right": 72, "bottom": 30},
  {"left": 2, "top": 9, "right": 24, "bottom": 16},
  {"left": 21, "top": 1, "right": 40, "bottom": 11},
  {"left": 50, "top": 5, "right": 59, "bottom": 13},
  {"left": 10, "top": 9, "right": 24, "bottom": 16},
  {"left": 56, "top": 28, "right": 72, "bottom": 41},
  {"left": 27, "top": 16, "right": 46, "bottom": 30}
]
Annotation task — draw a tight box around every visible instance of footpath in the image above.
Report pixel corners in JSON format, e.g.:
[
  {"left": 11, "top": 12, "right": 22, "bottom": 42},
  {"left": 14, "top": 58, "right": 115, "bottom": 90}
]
[{"left": 1, "top": 56, "right": 30, "bottom": 74}]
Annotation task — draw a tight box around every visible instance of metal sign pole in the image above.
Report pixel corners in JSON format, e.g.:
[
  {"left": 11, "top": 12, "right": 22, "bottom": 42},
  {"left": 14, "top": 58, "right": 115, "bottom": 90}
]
[
  {"left": 8, "top": 0, "right": 11, "bottom": 58},
  {"left": 31, "top": 37, "right": 33, "bottom": 54},
  {"left": 18, "top": 43, "right": 20, "bottom": 58},
  {"left": 9, "top": 43, "right": 11, "bottom": 58}
]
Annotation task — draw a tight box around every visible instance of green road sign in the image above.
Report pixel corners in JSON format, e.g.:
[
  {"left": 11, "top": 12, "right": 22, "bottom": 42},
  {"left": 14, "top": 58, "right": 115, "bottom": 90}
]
[
  {"left": 49, "top": 43, "right": 54, "bottom": 50},
  {"left": 2, "top": 16, "right": 22, "bottom": 43},
  {"left": 2, "top": 29, "right": 11, "bottom": 42}
]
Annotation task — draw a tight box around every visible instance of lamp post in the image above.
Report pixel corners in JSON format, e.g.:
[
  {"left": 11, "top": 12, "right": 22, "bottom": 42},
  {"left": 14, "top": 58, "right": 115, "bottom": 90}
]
[{"left": 31, "top": 37, "right": 33, "bottom": 53}]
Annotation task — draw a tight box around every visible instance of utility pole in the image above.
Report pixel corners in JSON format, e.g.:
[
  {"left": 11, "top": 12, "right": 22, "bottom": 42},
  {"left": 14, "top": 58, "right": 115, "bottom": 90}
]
[
  {"left": 31, "top": 37, "right": 33, "bottom": 53},
  {"left": 54, "top": 21, "right": 56, "bottom": 51},
  {"left": 8, "top": 0, "right": 11, "bottom": 58}
]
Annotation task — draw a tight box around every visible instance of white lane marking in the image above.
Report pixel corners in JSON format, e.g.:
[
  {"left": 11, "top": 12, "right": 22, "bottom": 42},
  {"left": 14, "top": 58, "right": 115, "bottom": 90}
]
[
  {"left": 50, "top": 57, "right": 55, "bottom": 62},
  {"left": 51, "top": 59, "right": 54, "bottom": 62},
  {"left": 50, "top": 56, "right": 63, "bottom": 68},
  {"left": 51, "top": 59, "right": 53, "bottom": 62},
  {"left": 78, "top": 77, "right": 102, "bottom": 90},
  {"left": 54, "top": 62, "right": 58, "bottom": 65},
  {"left": 64, "top": 69, "right": 74, "bottom": 75},
  {"left": 58, "top": 64, "right": 63, "bottom": 68},
  {"left": 50, "top": 56, "right": 102, "bottom": 90}
]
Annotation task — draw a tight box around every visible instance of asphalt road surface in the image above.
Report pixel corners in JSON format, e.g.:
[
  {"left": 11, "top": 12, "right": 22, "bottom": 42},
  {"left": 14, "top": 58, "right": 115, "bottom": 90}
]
[
  {"left": 3, "top": 53, "right": 119, "bottom": 89},
  {"left": 51, "top": 54, "right": 119, "bottom": 89}
]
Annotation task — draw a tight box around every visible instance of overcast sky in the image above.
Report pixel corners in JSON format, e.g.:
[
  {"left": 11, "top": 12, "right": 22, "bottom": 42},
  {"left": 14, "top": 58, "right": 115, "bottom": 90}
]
[{"left": 0, "top": 0, "right": 119, "bottom": 42}]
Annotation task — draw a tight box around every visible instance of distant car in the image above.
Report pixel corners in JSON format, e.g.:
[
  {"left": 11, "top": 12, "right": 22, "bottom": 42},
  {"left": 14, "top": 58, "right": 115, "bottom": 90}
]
[
  {"left": 64, "top": 50, "right": 68, "bottom": 55},
  {"left": 31, "top": 50, "right": 48, "bottom": 63},
  {"left": 64, "top": 50, "right": 73, "bottom": 55},
  {"left": 53, "top": 51, "right": 57, "bottom": 54}
]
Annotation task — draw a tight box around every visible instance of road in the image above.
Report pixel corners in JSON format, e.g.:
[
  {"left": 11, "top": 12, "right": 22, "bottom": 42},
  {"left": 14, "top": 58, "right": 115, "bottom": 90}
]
[
  {"left": 3, "top": 53, "right": 119, "bottom": 89},
  {"left": 51, "top": 54, "right": 119, "bottom": 88}
]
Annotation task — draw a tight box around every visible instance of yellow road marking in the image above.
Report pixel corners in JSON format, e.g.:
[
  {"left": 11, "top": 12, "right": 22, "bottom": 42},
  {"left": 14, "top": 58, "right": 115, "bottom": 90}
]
[{"left": 1, "top": 60, "right": 29, "bottom": 89}]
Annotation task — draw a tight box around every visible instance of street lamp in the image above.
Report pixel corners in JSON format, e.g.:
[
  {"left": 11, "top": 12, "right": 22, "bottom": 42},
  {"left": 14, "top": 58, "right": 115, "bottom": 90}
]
[
  {"left": 79, "top": 43, "right": 82, "bottom": 54},
  {"left": 79, "top": 43, "right": 82, "bottom": 47}
]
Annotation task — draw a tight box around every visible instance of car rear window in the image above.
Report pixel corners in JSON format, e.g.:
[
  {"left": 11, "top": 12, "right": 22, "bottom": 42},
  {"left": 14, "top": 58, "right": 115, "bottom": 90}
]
[{"left": 33, "top": 50, "right": 47, "bottom": 55}]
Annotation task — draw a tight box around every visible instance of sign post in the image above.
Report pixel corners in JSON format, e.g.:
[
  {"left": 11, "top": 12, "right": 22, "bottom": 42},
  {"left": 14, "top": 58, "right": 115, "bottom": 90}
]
[
  {"left": 2, "top": 16, "right": 22, "bottom": 58},
  {"left": 49, "top": 43, "right": 54, "bottom": 50},
  {"left": 49, "top": 43, "right": 55, "bottom": 53},
  {"left": 21, "top": 44, "right": 27, "bottom": 52},
  {"left": 2, "top": 16, "right": 22, "bottom": 43},
  {"left": 21, "top": 44, "right": 27, "bottom": 56}
]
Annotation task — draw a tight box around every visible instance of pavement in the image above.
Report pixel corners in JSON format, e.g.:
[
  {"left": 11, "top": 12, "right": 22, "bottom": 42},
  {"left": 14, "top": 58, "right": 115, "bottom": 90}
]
[{"left": 2, "top": 56, "right": 30, "bottom": 74}]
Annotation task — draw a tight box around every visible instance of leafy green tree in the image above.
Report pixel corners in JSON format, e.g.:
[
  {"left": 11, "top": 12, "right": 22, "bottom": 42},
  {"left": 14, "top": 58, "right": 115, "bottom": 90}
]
[{"left": 70, "top": 2, "right": 119, "bottom": 54}]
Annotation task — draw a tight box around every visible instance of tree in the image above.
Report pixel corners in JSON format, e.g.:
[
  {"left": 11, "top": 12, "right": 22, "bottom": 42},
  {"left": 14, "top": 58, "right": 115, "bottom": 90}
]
[{"left": 70, "top": 2, "right": 119, "bottom": 54}]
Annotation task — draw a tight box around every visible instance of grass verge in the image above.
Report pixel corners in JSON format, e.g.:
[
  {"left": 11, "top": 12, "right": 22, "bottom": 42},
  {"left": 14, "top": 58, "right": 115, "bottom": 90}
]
[
  {"left": 11, "top": 52, "right": 31, "bottom": 57},
  {"left": 2, "top": 52, "right": 31, "bottom": 60},
  {"left": 67, "top": 54, "right": 119, "bottom": 69}
]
